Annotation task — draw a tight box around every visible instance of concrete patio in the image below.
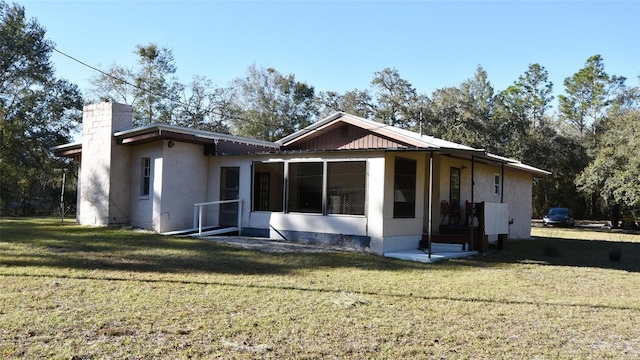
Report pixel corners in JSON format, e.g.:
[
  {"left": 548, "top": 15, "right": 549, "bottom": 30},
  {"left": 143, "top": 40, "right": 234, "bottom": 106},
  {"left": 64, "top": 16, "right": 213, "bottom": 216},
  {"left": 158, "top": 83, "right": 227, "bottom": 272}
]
[{"left": 384, "top": 242, "right": 479, "bottom": 263}]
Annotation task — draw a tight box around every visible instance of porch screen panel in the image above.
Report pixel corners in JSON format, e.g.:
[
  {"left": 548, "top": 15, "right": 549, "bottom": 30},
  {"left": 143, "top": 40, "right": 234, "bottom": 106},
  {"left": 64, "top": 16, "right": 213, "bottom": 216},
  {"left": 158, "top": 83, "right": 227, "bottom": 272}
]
[
  {"left": 252, "top": 162, "right": 284, "bottom": 212},
  {"left": 394, "top": 158, "right": 416, "bottom": 218},
  {"left": 327, "top": 161, "right": 366, "bottom": 215},
  {"left": 288, "top": 162, "right": 323, "bottom": 213}
]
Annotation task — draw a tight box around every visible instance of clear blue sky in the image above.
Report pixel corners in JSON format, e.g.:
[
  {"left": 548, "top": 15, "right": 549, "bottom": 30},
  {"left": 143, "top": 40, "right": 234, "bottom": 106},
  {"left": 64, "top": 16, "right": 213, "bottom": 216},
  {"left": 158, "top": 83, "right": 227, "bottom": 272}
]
[{"left": 14, "top": 0, "right": 640, "bottom": 111}]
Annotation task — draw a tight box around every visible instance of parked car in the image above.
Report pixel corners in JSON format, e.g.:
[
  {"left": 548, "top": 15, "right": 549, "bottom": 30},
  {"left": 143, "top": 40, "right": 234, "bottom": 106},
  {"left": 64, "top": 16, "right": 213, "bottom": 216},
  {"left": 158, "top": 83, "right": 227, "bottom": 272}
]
[{"left": 542, "top": 207, "right": 575, "bottom": 227}]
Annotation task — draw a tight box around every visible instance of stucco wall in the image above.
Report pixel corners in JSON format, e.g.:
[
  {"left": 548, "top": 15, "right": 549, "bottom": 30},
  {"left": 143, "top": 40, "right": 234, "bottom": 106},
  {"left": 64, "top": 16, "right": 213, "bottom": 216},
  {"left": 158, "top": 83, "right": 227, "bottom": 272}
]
[
  {"left": 503, "top": 169, "right": 533, "bottom": 239},
  {"left": 434, "top": 155, "right": 533, "bottom": 239},
  {"left": 471, "top": 161, "right": 504, "bottom": 203},
  {"left": 366, "top": 156, "right": 385, "bottom": 254},
  {"left": 464, "top": 162, "right": 533, "bottom": 239},
  {"left": 377, "top": 152, "right": 427, "bottom": 254},
  {"left": 158, "top": 141, "right": 209, "bottom": 233},
  {"left": 129, "top": 141, "right": 209, "bottom": 233},
  {"left": 129, "top": 142, "right": 163, "bottom": 231}
]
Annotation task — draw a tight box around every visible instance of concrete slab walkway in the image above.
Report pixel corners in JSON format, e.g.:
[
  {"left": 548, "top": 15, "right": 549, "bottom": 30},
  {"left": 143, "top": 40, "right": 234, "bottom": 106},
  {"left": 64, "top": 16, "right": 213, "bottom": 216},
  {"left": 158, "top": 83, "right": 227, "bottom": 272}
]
[{"left": 384, "top": 243, "right": 478, "bottom": 263}]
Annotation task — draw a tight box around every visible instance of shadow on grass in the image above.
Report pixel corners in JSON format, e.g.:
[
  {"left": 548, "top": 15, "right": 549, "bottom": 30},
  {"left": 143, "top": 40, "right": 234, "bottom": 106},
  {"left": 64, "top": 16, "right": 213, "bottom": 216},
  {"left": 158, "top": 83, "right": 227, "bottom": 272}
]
[
  {"left": 4, "top": 218, "right": 638, "bottom": 275},
  {"left": 0, "top": 218, "right": 421, "bottom": 275},
  {"left": 463, "top": 236, "right": 640, "bottom": 273},
  {"left": 2, "top": 269, "right": 638, "bottom": 313}
]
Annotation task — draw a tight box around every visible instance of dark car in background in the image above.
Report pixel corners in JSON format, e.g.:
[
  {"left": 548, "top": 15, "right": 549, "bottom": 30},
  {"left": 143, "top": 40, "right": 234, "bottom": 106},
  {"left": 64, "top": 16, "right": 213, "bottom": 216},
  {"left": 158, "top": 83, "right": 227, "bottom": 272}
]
[{"left": 543, "top": 207, "right": 575, "bottom": 227}]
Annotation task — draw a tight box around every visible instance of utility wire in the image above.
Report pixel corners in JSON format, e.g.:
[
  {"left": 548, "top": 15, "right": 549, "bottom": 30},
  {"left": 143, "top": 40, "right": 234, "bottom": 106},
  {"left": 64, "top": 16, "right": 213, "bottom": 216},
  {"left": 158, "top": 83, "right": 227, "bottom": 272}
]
[
  {"left": 4, "top": 12, "right": 401, "bottom": 137},
  {"left": 53, "top": 45, "right": 400, "bottom": 135},
  {"left": 2, "top": 11, "right": 296, "bottom": 130}
]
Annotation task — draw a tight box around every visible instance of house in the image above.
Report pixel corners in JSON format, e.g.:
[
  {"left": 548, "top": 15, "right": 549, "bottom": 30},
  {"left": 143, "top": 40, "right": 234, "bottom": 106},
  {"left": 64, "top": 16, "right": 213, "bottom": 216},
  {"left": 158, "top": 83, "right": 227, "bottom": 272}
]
[{"left": 52, "top": 102, "right": 550, "bottom": 257}]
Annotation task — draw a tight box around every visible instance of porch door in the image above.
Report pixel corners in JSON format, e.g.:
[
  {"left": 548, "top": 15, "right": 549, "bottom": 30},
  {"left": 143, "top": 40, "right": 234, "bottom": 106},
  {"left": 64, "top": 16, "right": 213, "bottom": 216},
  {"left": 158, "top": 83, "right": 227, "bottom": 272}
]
[
  {"left": 450, "top": 167, "right": 461, "bottom": 221},
  {"left": 219, "top": 167, "right": 239, "bottom": 227}
]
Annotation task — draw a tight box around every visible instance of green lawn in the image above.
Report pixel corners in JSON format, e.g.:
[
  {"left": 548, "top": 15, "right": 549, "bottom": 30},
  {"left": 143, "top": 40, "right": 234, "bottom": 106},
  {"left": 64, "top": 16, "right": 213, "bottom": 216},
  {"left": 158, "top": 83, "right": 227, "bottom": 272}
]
[{"left": 1, "top": 218, "right": 639, "bottom": 359}]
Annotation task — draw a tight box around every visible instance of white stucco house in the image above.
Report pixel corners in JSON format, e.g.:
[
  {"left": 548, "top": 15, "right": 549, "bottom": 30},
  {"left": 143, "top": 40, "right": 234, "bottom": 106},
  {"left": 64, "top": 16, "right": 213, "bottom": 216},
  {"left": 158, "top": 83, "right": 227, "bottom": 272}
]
[{"left": 52, "top": 102, "right": 550, "bottom": 256}]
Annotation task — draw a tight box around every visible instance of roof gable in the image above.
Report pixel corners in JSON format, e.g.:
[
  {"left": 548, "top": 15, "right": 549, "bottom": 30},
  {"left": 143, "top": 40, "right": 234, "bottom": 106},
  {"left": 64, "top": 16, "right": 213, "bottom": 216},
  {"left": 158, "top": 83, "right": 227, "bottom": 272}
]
[
  {"left": 283, "top": 119, "right": 414, "bottom": 151},
  {"left": 279, "top": 113, "right": 438, "bottom": 150},
  {"left": 277, "top": 112, "right": 550, "bottom": 176}
]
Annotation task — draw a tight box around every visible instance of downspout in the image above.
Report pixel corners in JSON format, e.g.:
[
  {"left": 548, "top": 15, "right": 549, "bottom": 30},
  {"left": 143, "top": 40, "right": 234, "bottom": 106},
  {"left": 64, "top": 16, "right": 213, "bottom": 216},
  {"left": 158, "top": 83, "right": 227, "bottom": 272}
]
[{"left": 428, "top": 151, "right": 434, "bottom": 259}]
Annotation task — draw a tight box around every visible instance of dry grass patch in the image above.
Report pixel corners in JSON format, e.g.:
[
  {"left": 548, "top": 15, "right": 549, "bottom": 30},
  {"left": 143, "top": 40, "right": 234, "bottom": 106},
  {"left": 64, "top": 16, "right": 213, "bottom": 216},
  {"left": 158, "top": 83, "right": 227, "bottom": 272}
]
[{"left": 1, "top": 218, "right": 639, "bottom": 358}]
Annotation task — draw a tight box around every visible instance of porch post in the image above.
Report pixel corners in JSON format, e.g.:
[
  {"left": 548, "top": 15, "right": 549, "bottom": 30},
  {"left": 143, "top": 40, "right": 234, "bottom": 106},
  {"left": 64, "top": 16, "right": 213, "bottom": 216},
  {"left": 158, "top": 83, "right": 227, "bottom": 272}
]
[{"left": 428, "top": 151, "right": 434, "bottom": 259}]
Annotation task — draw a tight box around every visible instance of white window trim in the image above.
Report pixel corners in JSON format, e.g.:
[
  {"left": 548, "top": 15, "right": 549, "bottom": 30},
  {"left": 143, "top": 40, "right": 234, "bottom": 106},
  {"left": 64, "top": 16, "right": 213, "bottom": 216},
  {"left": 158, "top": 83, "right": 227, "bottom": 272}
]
[{"left": 140, "top": 157, "right": 151, "bottom": 199}]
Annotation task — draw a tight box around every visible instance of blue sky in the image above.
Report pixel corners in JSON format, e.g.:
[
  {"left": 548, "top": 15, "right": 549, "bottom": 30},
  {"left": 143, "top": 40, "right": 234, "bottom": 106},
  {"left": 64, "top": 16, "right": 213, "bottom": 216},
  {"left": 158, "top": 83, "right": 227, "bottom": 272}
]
[{"left": 14, "top": 1, "right": 640, "bottom": 111}]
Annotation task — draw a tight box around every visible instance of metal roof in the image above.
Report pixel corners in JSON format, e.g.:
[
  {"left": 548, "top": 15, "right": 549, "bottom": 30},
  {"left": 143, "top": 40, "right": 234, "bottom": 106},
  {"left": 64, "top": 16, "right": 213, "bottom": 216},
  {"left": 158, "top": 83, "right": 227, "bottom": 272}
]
[
  {"left": 50, "top": 112, "right": 550, "bottom": 176},
  {"left": 277, "top": 112, "right": 550, "bottom": 176},
  {"left": 113, "top": 123, "right": 279, "bottom": 149}
]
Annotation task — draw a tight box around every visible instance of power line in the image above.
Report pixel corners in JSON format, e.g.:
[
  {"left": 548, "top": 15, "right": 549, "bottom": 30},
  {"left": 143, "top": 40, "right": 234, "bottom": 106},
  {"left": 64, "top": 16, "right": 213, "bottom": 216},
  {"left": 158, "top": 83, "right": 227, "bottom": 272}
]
[
  {"left": 52, "top": 45, "right": 399, "bottom": 135},
  {"left": 3, "top": 9, "right": 400, "bottom": 138},
  {"left": 2, "top": 10, "right": 288, "bottom": 130},
  {"left": 53, "top": 48, "right": 125, "bottom": 88}
]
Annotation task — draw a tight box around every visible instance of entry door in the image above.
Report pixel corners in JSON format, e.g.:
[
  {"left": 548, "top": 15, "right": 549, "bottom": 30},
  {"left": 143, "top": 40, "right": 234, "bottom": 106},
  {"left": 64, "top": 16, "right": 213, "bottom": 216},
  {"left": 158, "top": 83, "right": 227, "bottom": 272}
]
[
  {"left": 450, "top": 167, "right": 461, "bottom": 216},
  {"left": 219, "top": 167, "right": 239, "bottom": 227}
]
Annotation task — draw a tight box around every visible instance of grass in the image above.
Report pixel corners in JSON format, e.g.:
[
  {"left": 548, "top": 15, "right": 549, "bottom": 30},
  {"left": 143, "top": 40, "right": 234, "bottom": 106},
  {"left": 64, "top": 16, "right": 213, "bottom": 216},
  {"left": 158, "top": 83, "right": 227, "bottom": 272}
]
[{"left": 1, "top": 218, "right": 640, "bottom": 359}]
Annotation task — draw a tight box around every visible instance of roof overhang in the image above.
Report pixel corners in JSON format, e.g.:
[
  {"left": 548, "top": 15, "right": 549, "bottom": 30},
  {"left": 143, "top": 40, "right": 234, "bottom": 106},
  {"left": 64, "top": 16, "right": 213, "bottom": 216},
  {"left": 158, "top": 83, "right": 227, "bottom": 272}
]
[
  {"left": 435, "top": 150, "right": 550, "bottom": 176},
  {"left": 50, "top": 142, "right": 82, "bottom": 158},
  {"left": 385, "top": 148, "right": 550, "bottom": 177},
  {"left": 114, "top": 124, "right": 279, "bottom": 151},
  {"left": 50, "top": 124, "right": 281, "bottom": 158}
]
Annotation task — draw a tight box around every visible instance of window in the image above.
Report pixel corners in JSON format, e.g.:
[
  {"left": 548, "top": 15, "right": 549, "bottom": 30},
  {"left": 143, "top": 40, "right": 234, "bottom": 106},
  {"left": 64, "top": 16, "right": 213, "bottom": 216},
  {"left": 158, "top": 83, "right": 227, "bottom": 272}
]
[
  {"left": 140, "top": 157, "right": 150, "bottom": 197},
  {"left": 251, "top": 160, "right": 367, "bottom": 216},
  {"left": 494, "top": 174, "right": 500, "bottom": 196},
  {"left": 327, "top": 162, "right": 366, "bottom": 215},
  {"left": 252, "top": 162, "right": 284, "bottom": 212},
  {"left": 288, "top": 162, "right": 323, "bottom": 213},
  {"left": 394, "top": 158, "right": 416, "bottom": 218}
]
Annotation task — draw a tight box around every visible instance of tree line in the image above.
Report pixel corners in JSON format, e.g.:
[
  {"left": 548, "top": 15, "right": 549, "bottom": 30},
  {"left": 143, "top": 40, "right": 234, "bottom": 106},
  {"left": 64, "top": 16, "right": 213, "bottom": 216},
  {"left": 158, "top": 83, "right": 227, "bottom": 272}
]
[{"left": 2, "top": 1, "right": 638, "bottom": 220}]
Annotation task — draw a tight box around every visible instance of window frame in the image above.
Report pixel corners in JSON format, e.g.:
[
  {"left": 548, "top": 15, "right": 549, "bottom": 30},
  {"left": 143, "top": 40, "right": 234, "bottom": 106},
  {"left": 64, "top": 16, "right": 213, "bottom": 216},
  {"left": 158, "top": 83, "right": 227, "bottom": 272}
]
[
  {"left": 393, "top": 157, "right": 417, "bottom": 219},
  {"left": 287, "top": 162, "right": 324, "bottom": 214},
  {"left": 250, "top": 159, "right": 367, "bottom": 217},
  {"left": 140, "top": 157, "right": 151, "bottom": 198},
  {"left": 326, "top": 161, "right": 367, "bottom": 216},
  {"left": 494, "top": 173, "right": 501, "bottom": 196},
  {"left": 251, "top": 161, "right": 285, "bottom": 212}
]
